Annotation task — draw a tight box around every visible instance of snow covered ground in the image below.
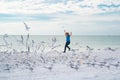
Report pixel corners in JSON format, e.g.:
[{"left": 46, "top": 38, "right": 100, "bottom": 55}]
[
  {"left": 0, "top": 46, "right": 120, "bottom": 80},
  {"left": 0, "top": 35, "right": 120, "bottom": 80}
]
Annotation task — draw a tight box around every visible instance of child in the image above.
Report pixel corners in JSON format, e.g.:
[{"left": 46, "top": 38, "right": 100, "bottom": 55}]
[{"left": 64, "top": 30, "right": 72, "bottom": 53}]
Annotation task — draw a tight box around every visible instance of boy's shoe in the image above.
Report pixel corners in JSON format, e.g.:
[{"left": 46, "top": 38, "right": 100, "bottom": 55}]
[
  {"left": 63, "top": 51, "right": 66, "bottom": 53},
  {"left": 68, "top": 48, "right": 71, "bottom": 51}
]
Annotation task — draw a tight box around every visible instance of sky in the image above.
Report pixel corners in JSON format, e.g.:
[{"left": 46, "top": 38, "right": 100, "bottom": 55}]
[{"left": 0, "top": 0, "right": 120, "bottom": 35}]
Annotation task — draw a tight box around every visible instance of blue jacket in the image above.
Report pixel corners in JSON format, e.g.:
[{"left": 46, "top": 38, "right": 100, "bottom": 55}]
[{"left": 66, "top": 35, "right": 70, "bottom": 42}]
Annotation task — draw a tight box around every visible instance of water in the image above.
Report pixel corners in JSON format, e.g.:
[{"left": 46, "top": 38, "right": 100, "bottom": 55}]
[{"left": 0, "top": 35, "right": 120, "bottom": 49}]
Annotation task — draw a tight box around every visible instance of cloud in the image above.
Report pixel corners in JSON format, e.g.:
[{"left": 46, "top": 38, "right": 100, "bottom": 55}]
[
  {"left": 0, "top": 0, "right": 120, "bottom": 15},
  {"left": 0, "top": 0, "right": 120, "bottom": 35},
  {"left": 0, "top": 13, "right": 120, "bottom": 35}
]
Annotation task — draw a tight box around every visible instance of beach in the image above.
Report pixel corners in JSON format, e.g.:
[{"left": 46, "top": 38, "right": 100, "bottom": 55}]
[
  {"left": 0, "top": 0, "right": 120, "bottom": 79},
  {"left": 0, "top": 35, "right": 120, "bottom": 80}
]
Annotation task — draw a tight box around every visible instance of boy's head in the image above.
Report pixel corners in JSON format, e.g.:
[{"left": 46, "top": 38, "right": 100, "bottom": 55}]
[{"left": 65, "top": 32, "right": 69, "bottom": 36}]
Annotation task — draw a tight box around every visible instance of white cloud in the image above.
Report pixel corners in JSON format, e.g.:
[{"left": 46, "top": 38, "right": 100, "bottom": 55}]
[
  {"left": 0, "top": 12, "right": 120, "bottom": 35},
  {"left": 0, "top": 0, "right": 120, "bottom": 35},
  {"left": 0, "top": 0, "right": 120, "bottom": 15}
]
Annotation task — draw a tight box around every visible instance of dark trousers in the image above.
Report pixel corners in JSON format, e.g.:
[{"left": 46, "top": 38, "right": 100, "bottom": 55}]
[{"left": 64, "top": 42, "right": 70, "bottom": 52}]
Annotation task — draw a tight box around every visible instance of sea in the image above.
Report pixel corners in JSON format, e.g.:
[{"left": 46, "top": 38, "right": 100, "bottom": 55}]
[{"left": 0, "top": 35, "right": 120, "bottom": 49}]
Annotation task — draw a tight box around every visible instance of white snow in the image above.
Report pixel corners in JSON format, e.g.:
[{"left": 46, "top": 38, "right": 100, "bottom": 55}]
[{"left": 0, "top": 36, "right": 120, "bottom": 80}]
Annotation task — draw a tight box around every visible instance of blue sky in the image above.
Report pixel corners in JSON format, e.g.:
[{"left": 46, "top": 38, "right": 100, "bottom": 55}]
[{"left": 0, "top": 0, "right": 120, "bottom": 35}]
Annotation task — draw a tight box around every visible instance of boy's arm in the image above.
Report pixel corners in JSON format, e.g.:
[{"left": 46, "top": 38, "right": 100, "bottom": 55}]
[
  {"left": 64, "top": 30, "right": 66, "bottom": 36},
  {"left": 70, "top": 32, "right": 72, "bottom": 36},
  {"left": 64, "top": 30, "right": 66, "bottom": 33}
]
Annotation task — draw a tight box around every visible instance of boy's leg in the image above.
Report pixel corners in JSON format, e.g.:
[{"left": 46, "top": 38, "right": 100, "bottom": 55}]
[
  {"left": 67, "top": 46, "right": 70, "bottom": 51},
  {"left": 64, "top": 42, "right": 67, "bottom": 53},
  {"left": 66, "top": 42, "right": 70, "bottom": 51}
]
